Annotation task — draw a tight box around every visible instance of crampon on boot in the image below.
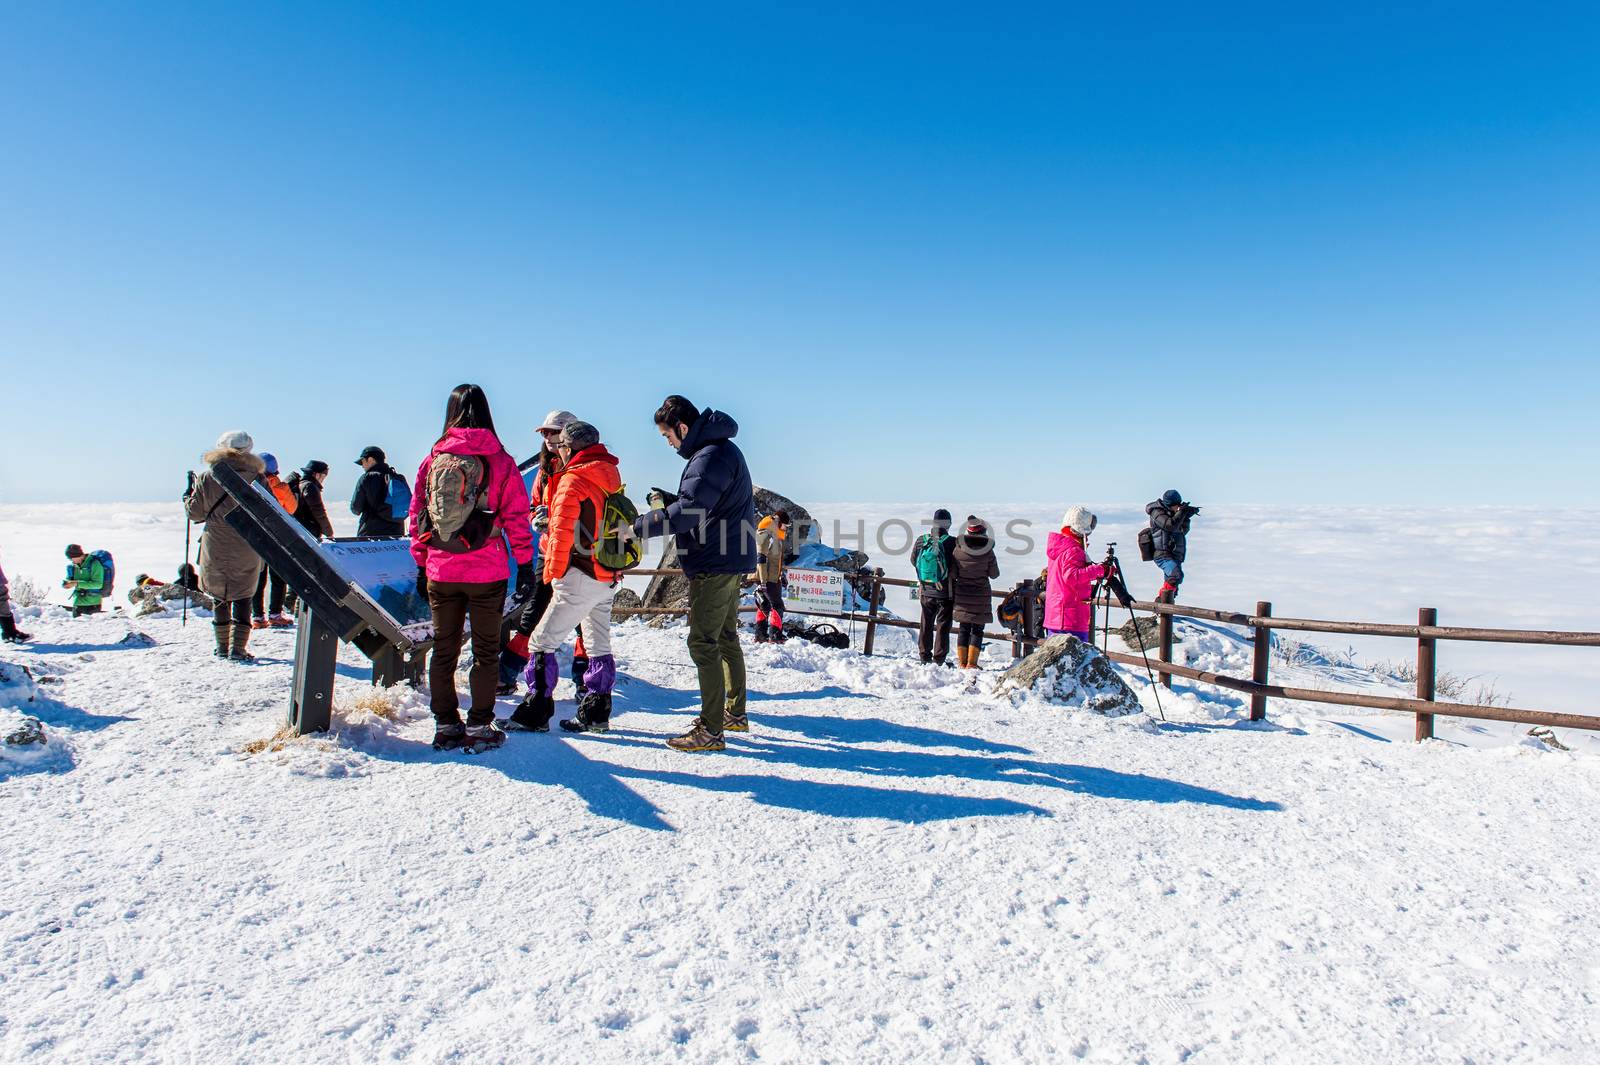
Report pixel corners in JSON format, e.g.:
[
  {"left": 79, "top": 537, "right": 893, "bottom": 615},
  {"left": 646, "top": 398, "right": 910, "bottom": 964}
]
[
  {"left": 504, "top": 651, "right": 557, "bottom": 731},
  {"left": 462, "top": 721, "right": 506, "bottom": 754},
  {"left": 560, "top": 691, "right": 612, "bottom": 734},
  {"left": 432, "top": 721, "right": 466, "bottom": 751}
]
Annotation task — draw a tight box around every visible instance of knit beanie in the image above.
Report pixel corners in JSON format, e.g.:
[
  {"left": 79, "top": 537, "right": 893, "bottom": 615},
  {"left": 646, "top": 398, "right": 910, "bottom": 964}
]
[
  {"left": 260, "top": 452, "right": 279, "bottom": 476},
  {"left": 1061, "top": 506, "right": 1096, "bottom": 535},
  {"left": 560, "top": 420, "right": 600, "bottom": 452},
  {"left": 216, "top": 429, "right": 253, "bottom": 452}
]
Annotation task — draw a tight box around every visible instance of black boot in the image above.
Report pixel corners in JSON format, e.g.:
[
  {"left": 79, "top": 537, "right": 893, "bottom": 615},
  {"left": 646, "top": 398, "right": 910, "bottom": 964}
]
[
  {"left": 505, "top": 652, "right": 555, "bottom": 732},
  {"left": 0, "top": 615, "right": 29, "bottom": 643},
  {"left": 571, "top": 654, "right": 589, "bottom": 699},
  {"left": 213, "top": 624, "right": 231, "bottom": 659},
  {"left": 754, "top": 618, "right": 769, "bottom": 643},
  {"left": 560, "top": 691, "right": 612, "bottom": 734}
]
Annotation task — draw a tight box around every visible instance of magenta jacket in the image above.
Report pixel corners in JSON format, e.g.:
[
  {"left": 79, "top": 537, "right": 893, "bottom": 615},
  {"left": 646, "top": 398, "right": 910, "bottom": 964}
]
[
  {"left": 408, "top": 427, "right": 535, "bottom": 584},
  {"left": 1044, "top": 529, "right": 1106, "bottom": 634}
]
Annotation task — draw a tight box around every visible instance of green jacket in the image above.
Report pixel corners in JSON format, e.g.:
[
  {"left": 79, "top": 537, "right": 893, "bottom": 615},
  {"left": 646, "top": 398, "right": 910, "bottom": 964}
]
[{"left": 67, "top": 557, "right": 106, "bottom": 609}]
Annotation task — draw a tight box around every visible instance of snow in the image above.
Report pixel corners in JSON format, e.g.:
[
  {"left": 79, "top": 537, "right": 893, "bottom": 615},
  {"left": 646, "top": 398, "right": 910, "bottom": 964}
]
[{"left": 2, "top": 502, "right": 1599, "bottom": 1062}]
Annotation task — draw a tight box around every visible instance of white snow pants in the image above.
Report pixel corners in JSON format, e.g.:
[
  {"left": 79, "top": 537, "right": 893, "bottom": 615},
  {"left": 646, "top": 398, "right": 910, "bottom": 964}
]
[{"left": 531, "top": 569, "right": 615, "bottom": 658}]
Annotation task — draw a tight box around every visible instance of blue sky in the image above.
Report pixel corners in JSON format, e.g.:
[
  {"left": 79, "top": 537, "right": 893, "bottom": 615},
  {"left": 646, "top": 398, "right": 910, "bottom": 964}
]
[{"left": 2, "top": 2, "right": 1596, "bottom": 507}]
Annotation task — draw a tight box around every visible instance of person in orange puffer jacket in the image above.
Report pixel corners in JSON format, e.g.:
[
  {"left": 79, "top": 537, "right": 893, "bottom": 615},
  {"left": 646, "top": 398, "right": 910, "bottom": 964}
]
[
  {"left": 251, "top": 452, "right": 299, "bottom": 628},
  {"left": 508, "top": 421, "right": 624, "bottom": 735}
]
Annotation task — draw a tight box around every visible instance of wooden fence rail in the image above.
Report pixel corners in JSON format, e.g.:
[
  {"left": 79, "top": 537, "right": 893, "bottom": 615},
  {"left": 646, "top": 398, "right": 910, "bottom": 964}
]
[{"left": 619, "top": 565, "right": 1598, "bottom": 740}]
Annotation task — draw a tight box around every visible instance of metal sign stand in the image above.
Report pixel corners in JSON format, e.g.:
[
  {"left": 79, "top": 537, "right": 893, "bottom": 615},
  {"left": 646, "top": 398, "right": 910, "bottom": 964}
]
[{"left": 288, "top": 602, "right": 339, "bottom": 734}]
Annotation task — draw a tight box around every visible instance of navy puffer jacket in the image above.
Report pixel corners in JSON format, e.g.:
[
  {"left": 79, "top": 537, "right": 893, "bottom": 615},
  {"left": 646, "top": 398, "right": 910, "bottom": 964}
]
[{"left": 634, "top": 409, "right": 758, "bottom": 578}]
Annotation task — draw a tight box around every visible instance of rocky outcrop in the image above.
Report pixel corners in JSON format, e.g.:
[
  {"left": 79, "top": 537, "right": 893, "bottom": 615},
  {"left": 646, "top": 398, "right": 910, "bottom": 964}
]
[
  {"left": 996, "top": 634, "right": 1142, "bottom": 717},
  {"left": 612, "top": 588, "right": 643, "bottom": 612},
  {"left": 752, "top": 486, "right": 814, "bottom": 558}
]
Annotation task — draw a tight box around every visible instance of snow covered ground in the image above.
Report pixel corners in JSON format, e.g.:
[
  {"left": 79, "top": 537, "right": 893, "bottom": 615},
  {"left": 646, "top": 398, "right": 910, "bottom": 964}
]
[{"left": 2, "top": 502, "right": 1599, "bottom": 1062}]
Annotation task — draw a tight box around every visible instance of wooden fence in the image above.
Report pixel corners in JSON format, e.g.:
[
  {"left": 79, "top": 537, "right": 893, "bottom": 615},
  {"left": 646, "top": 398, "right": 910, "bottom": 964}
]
[{"left": 616, "top": 567, "right": 1600, "bottom": 741}]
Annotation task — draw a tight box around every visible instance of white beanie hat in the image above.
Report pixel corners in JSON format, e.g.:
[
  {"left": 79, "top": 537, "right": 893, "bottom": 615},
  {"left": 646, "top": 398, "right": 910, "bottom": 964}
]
[
  {"left": 538, "top": 409, "right": 577, "bottom": 433},
  {"left": 1061, "top": 506, "right": 1096, "bottom": 535},
  {"left": 216, "top": 430, "right": 254, "bottom": 452}
]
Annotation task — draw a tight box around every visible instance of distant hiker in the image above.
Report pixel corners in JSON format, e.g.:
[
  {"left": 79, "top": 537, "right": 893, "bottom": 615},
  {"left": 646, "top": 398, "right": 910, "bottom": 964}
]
[
  {"left": 752, "top": 509, "right": 790, "bottom": 644},
  {"left": 184, "top": 430, "right": 267, "bottom": 660},
  {"left": 251, "top": 453, "right": 298, "bottom": 628},
  {"left": 0, "top": 553, "right": 31, "bottom": 643},
  {"left": 287, "top": 460, "right": 335, "bottom": 540},
  {"left": 950, "top": 516, "right": 1000, "bottom": 673},
  {"left": 61, "top": 544, "right": 108, "bottom": 617},
  {"left": 911, "top": 508, "right": 958, "bottom": 664},
  {"left": 507, "top": 420, "right": 625, "bottom": 735},
  {"left": 497, "top": 410, "right": 581, "bottom": 696},
  {"left": 409, "top": 384, "right": 535, "bottom": 753},
  {"left": 630, "top": 395, "right": 757, "bottom": 753},
  {"left": 1044, "top": 507, "right": 1106, "bottom": 642},
  {"left": 351, "top": 445, "right": 409, "bottom": 538},
  {"left": 1143, "top": 489, "right": 1200, "bottom": 604}
]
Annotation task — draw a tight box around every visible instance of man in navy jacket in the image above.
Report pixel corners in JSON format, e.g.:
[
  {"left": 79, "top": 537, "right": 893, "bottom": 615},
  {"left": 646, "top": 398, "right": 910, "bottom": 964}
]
[{"left": 632, "top": 396, "right": 757, "bottom": 752}]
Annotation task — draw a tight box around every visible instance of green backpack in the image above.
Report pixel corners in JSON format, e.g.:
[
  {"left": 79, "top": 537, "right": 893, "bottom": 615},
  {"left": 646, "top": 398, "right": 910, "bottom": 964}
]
[
  {"left": 914, "top": 532, "right": 950, "bottom": 584},
  {"left": 594, "top": 485, "right": 642, "bottom": 572}
]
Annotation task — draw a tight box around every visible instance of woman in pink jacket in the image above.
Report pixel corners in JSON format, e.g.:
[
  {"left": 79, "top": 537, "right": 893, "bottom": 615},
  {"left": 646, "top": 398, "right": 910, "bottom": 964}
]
[
  {"left": 409, "top": 383, "right": 536, "bottom": 753},
  {"left": 1043, "top": 506, "right": 1106, "bottom": 642}
]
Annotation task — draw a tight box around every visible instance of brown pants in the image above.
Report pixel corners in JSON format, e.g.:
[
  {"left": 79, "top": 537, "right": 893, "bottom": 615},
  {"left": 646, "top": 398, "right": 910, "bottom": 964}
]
[{"left": 428, "top": 579, "right": 507, "bottom": 725}]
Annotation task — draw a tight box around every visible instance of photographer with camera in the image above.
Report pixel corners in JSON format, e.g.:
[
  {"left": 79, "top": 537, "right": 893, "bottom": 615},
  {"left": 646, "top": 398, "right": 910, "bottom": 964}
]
[
  {"left": 1143, "top": 489, "right": 1200, "bottom": 604},
  {"left": 1044, "top": 507, "right": 1106, "bottom": 642}
]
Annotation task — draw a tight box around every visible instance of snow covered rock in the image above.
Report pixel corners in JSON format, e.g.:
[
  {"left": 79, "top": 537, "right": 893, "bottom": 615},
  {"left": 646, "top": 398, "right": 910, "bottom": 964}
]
[
  {"left": 4, "top": 714, "right": 45, "bottom": 748},
  {"left": 1118, "top": 615, "right": 1167, "bottom": 651},
  {"left": 996, "top": 634, "right": 1142, "bottom": 716},
  {"left": 0, "top": 660, "right": 42, "bottom": 709}
]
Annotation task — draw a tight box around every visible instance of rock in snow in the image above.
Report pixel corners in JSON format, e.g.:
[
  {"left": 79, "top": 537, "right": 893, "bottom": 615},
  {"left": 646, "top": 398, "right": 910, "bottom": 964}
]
[{"left": 997, "top": 634, "right": 1143, "bottom": 716}]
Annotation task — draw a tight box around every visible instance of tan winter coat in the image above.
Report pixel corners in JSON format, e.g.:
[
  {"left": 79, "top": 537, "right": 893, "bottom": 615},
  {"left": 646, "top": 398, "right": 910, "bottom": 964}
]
[
  {"left": 754, "top": 516, "right": 786, "bottom": 584},
  {"left": 185, "top": 448, "right": 267, "bottom": 602}
]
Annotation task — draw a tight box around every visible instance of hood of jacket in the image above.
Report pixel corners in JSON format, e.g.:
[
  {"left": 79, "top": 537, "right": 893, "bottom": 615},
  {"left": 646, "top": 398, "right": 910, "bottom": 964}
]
[
  {"left": 201, "top": 448, "right": 266, "bottom": 478},
  {"left": 561, "top": 444, "right": 621, "bottom": 491},
  {"left": 677, "top": 408, "right": 739, "bottom": 459},
  {"left": 1046, "top": 529, "right": 1086, "bottom": 562},
  {"left": 433, "top": 426, "right": 506, "bottom": 458},
  {"left": 757, "top": 514, "right": 786, "bottom": 540}
]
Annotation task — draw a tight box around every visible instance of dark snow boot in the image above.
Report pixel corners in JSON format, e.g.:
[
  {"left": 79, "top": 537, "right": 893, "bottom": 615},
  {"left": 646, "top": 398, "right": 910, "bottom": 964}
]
[
  {"left": 1, "top": 615, "right": 31, "bottom": 643},
  {"left": 213, "top": 624, "right": 231, "bottom": 659},
  {"left": 432, "top": 720, "right": 467, "bottom": 751},
  {"left": 572, "top": 654, "right": 589, "bottom": 699},
  {"left": 560, "top": 692, "right": 612, "bottom": 734},
  {"left": 505, "top": 651, "right": 556, "bottom": 732},
  {"left": 229, "top": 623, "right": 255, "bottom": 662},
  {"left": 462, "top": 721, "right": 506, "bottom": 754},
  {"left": 754, "top": 618, "right": 769, "bottom": 643}
]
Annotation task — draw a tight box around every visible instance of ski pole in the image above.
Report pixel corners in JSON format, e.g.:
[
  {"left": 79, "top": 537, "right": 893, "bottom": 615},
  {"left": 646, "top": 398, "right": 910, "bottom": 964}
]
[{"left": 183, "top": 471, "right": 194, "bottom": 627}]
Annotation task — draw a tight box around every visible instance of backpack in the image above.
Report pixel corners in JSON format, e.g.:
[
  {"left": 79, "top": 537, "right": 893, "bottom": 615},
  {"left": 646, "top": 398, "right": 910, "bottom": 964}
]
[
  {"left": 592, "top": 486, "right": 642, "bottom": 572},
  {"left": 89, "top": 549, "right": 115, "bottom": 599},
  {"left": 384, "top": 473, "right": 412, "bottom": 522},
  {"left": 914, "top": 533, "right": 949, "bottom": 584},
  {"left": 1137, "top": 527, "right": 1156, "bottom": 562},
  {"left": 419, "top": 454, "right": 494, "bottom": 553}
]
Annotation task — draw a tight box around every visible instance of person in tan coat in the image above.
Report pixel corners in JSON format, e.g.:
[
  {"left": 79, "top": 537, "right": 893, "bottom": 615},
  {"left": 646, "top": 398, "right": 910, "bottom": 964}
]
[
  {"left": 752, "top": 510, "right": 789, "bottom": 643},
  {"left": 185, "top": 430, "right": 267, "bottom": 661}
]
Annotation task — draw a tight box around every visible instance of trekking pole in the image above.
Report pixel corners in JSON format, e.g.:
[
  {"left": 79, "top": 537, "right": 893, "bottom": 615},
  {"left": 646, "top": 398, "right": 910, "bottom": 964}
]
[{"left": 182, "top": 471, "right": 195, "bottom": 627}]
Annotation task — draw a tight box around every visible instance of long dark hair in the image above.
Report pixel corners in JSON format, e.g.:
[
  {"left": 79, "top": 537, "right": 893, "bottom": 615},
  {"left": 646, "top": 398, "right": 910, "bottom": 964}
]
[{"left": 437, "top": 383, "right": 498, "bottom": 445}]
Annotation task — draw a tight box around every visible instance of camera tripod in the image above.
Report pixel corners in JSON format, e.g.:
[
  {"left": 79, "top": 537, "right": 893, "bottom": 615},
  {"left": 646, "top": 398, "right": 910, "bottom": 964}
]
[{"left": 1096, "top": 542, "right": 1166, "bottom": 721}]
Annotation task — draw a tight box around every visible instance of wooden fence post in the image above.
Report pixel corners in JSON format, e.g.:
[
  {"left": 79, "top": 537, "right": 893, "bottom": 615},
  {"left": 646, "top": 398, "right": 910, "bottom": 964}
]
[
  {"left": 1250, "top": 601, "right": 1272, "bottom": 721},
  {"left": 862, "top": 568, "right": 883, "bottom": 657},
  {"left": 1416, "top": 607, "right": 1437, "bottom": 740},
  {"left": 1158, "top": 607, "right": 1174, "bottom": 690}
]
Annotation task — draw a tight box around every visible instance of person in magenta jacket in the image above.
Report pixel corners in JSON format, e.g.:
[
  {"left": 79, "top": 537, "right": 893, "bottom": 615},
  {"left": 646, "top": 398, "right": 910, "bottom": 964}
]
[
  {"left": 408, "top": 383, "right": 536, "bottom": 752},
  {"left": 1044, "top": 506, "right": 1106, "bottom": 642}
]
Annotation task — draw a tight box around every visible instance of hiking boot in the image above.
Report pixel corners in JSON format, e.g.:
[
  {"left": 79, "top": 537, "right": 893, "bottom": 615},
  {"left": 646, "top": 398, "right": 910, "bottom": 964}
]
[
  {"left": 463, "top": 721, "right": 506, "bottom": 754},
  {"left": 666, "top": 723, "right": 725, "bottom": 752},
  {"left": 250, "top": 617, "right": 270, "bottom": 630},
  {"left": 2, "top": 616, "right": 31, "bottom": 643},
  {"left": 494, "top": 680, "right": 519, "bottom": 697},
  {"left": 267, "top": 613, "right": 293, "bottom": 628},
  {"left": 504, "top": 693, "right": 553, "bottom": 732},
  {"left": 432, "top": 721, "right": 466, "bottom": 750},
  {"left": 723, "top": 711, "right": 750, "bottom": 733},
  {"left": 754, "top": 619, "right": 769, "bottom": 643},
  {"left": 560, "top": 692, "right": 612, "bottom": 734}
]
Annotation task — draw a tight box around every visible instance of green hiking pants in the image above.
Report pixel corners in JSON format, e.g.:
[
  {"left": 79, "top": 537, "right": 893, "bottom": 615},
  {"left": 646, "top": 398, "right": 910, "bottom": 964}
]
[{"left": 686, "top": 572, "right": 746, "bottom": 733}]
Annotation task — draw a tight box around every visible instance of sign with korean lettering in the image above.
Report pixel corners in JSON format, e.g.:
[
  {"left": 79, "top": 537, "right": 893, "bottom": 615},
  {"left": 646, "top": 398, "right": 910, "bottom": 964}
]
[{"left": 782, "top": 567, "right": 848, "bottom": 612}]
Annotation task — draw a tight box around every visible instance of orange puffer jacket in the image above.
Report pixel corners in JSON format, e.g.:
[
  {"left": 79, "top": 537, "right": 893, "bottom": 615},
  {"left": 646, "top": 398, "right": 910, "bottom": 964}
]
[{"left": 543, "top": 444, "right": 622, "bottom": 583}]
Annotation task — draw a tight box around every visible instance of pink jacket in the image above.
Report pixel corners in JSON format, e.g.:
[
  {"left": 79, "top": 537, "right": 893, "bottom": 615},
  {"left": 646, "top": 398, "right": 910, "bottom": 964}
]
[
  {"left": 1044, "top": 529, "right": 1106, "bottom": 634},
  {"left": 408, "top": 427, "right": 535, "bottom": 584}
]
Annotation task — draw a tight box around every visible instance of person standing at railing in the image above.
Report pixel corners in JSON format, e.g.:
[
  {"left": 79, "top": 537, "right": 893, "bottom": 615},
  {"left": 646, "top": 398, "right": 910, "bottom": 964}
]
[
  {"left": 910, "top": 508, "right": 958, "bottom": 665},
  {"left": 950, "top": 516, "right": 1000, "bottom": 674},
  {"left": 627, "top": 394, "right": 757, "bottom": 753},
  {"left": 752, "top": 509, "right": 790, "bottom": 644},
  {"left": 1144, "top": 489, "right": 1200, "bottom": 604},
  {"left": 1044, "top": 507, "right": 1106, "bottom": 642}
]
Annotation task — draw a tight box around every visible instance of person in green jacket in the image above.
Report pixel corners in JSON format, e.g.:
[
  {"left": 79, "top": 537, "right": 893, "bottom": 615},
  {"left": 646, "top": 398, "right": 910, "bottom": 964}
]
[{"left": 62, "top": 544, "right": 105, "bottom": 617}]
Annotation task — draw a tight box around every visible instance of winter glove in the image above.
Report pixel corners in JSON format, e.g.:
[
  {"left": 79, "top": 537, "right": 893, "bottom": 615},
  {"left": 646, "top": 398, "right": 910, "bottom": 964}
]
[
  {"left": 531, "top": 505, "right": 549, "bottom": 532},
  {"left": 780, "top": 574, "right": 790, "bottom": 590},
  {"left": 514, "top": 562, "right": 536, "bottom": 600},
  {"left": 646, "top": 489, "right": 666, "bottom": 511},
  {"left": 506, "top": 632, "right": 530, "bottom": 658},
  {"left": 415, "top": 567, "right": 429, "bottom": 600}
]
